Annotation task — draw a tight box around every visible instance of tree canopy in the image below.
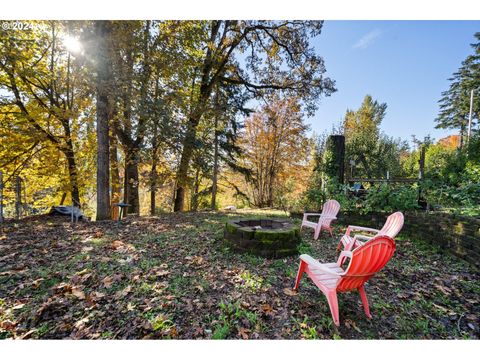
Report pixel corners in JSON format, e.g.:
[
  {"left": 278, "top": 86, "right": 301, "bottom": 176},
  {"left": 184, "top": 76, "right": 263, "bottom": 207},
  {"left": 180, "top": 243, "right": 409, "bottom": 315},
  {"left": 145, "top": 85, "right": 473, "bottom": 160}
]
[{"left": 0, "top": 22, "right": 478, "bottom": 219}]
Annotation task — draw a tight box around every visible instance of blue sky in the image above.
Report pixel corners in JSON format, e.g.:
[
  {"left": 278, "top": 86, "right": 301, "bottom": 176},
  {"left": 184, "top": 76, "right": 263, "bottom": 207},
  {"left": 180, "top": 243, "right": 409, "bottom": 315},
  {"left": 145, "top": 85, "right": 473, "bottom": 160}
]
[{"left": 309, "top": 20, "right": 480, "bottom": 145}]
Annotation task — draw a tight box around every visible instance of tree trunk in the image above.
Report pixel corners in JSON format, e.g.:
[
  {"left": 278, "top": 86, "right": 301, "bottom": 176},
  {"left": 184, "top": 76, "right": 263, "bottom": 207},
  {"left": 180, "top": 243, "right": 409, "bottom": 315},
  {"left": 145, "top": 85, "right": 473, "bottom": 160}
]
[
  {"left": 191, "top": 167, "right": 200, "bottom": 211},
  {"left": 114, "top": 23, "right": 152, "bottom": 217},
  {"left": 59, "top": 192, "right": 67, "bottom": 205},
  {"left": 149, "top": 119, "right": 158, "bottom": 216},
  {"left": 123, "top": 146, "right": 140, "bottom": 215},
  {"left": 59, "top": 109, "right": 81, "bottom": 208},
  {"left": 173, "top": 23, "right": 221, "bottom": 211},
  {"left": 150, "top": 184, "right": 156, "bottom": 216},
  {"left": 174, "top": 122, "right": 197, "bottom": 211},
  {"left": 173, "top": 86, "right": 214, "bottom": 212},
  {"left": 267, "top": 173, "right": 274, "bottom": 208},
  {"left": 64, "top": 145, "right": 81, "bottom": 208},
  {"left": 110, "top": 130, "right": 121, "bottom": 220},
  {"left": 211, "top": 109, "right": 219, "bottom": 210},
  {"left": 95, "top": 20, "right": 112, "bottom": 220},
  {"left": 150, "top": 157, "right": 157, "bottom": 216}
]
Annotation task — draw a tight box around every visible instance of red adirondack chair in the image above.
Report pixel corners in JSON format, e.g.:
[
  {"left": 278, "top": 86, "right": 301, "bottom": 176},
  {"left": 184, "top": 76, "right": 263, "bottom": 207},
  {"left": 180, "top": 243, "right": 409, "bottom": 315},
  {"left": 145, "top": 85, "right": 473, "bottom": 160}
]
[
  {"left": 293, "top": 235, "right": 396, "bottom": 326},
  {"left": 301, "top": 199, "right": 340, "bottom": 240},
  {"left": 337, "top": 211, "right": 404, "bottom": 252}
]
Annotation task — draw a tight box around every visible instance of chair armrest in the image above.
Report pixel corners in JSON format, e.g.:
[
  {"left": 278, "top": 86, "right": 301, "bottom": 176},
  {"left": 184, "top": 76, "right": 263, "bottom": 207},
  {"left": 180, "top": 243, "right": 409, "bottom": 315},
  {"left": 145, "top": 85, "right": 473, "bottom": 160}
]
[
  {"left": 304, "top": 213, "right": 336, "bottom": 218},
  {"left": 303, "top": 213, "right": 337, "bottom": 221},
  {"left": 336, "top": 251, "right": 353, "bottom": 267},
  {"left": 300, "top": 254, "right": 345, "bottom": 276},
  {"left": 353, "top": 234, "right": 373, "bottom": 242},
  {"left": 321, "top": 215, "right": 337, "bottom": 220},
  {"left": 303, "top": 213, "right": 322, "bottom": 217},
  {"left": 346, "top": 225, "right": 380, "bottom": 236}
]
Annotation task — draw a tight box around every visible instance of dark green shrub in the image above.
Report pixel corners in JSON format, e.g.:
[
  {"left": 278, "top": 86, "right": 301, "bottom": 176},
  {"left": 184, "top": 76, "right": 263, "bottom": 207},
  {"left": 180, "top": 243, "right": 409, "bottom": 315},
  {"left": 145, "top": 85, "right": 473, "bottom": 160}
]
[{"left": 361, "top": 184, "right": 419, "bottom": 214}]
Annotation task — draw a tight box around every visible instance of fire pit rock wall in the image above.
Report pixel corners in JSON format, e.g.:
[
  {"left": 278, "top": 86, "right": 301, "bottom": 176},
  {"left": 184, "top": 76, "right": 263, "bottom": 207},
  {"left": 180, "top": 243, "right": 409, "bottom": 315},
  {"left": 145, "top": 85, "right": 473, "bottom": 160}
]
[{"left": 224, "top": 219, "right": 301, "bottom": 258}]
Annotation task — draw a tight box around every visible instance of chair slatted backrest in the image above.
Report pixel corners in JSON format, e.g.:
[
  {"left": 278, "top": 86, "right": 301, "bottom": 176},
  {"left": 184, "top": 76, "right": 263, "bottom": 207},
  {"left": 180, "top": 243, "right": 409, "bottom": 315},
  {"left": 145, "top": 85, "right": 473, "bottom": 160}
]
[
  {"left": 336, "top": 235, "right": 396, "bottom": 292},
  {"left": 379, "top": 212, "right": 404, "bottom": 238},
  {"left": 321, "top": 199, "right": 341, "bottom": 227}
]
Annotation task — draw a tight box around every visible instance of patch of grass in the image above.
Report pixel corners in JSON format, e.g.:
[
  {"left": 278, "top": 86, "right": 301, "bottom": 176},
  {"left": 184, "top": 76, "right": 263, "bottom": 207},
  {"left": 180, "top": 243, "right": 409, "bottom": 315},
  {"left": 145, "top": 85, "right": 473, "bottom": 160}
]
[
  {"left": 142, "top": 310, "right": 175, "bottom": 336},
  {"left": 168, "top": 274, "right": 192, "bottom": 295},
  {"left": 90, "top": 237, "right": 108, "bottom": 246},
  {"left": 134, "top": 282, "right": 155, "bottom": 296},
  {"left": 138, "top": 258, "right": 163, "bottom": 271},
  {"left": 94, "top": 260, "right": 116, "bottom": 275},
  {"left": 151, "top": 314, "right": 174, "bottom": 332},
  {"left": 195, "top": 276, "right": 211, "bottom": 292},
  {"left": 315, "top": 314, "right": 334, "bottom": 332},
  {"left": 41, "top": 277, "right": 61, "bottom": 291},
  {"left": 244, "top": 309, "right": 258, "bottom": 325},
  {"left": 371, "top": 298, "right": 394, "bottom": 313},
  {"left": 271, "top": 259, "right": 287, "bottom": 269},
  {"left": 0, "top": 299, "right": 15, "bottom": 339},
  {"left": 139, "top": 233, "right": 168, "bottom": 245},
  {"left": 0, "top": 331, "right": 12, "bottom": 340},
  {"left": 301, "top": 325, "right": 319, "bottom": 339},
  {"left": 417, "top": 319, "right": 435, "bottom": 336},
  {"left": 212, "top": 301, "right": 260, "bottom": 339},
  {"left": 238, "top": 270, "right": 264, "bottom": 292},
  {"left": 36, "top": 323, "right": 50, "bottom": 337},
  {"left": 239, "top": 253, "right": 264, "bottom": 267},
  {"left": 212, "top": 324, "right": 231, "bottom": 339},
  {"left": 284, "top": 263, "right": 298, "bottom": 278},
  {"left": 64, "top": 253, "right": 89, "bottom": 269},
  {"left": 458, "top": 279, "right": 480, "bottom": 295},
  {"left": 104, "top": 279, "right": 132, "bottom": 295},
  {"left": 298, "top": 240, "right": 313, "bottom": 254},
  {"left": 101, "top": 330, "right": 113, "bottom": 339},
  {"left": 295, "top": 316, "right": 320, "bottom": 339}
]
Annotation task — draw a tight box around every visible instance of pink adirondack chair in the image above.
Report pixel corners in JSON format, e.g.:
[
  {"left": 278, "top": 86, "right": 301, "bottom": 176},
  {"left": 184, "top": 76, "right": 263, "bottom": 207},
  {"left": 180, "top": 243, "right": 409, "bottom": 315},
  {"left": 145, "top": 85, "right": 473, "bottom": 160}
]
[
  {"left": 294, "top": 235, "right": 396, "bottom": 326},
  {"left": 301, "top": 200, "right": 340, "bottom": 240},
  {"left": 337, "top": 211, "right": 404, "bottom": 252}
]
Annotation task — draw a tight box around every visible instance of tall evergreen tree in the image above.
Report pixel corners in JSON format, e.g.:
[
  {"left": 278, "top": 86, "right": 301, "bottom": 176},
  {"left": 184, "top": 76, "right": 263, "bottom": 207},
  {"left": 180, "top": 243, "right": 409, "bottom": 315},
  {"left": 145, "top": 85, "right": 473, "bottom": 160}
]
[
  {"left": 436, "top": 32, "right": 480, "bottom": 143},
  {"left": 343, "top": 95, "right": 408, "bottom": 179}
]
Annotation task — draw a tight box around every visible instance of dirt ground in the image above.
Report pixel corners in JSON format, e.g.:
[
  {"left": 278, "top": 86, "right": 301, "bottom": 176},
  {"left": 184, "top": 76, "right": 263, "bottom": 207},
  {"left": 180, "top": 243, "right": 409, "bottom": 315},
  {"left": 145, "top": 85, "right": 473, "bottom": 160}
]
[{"left": 0, "top": 210, "right": 478, "bottom": 339}]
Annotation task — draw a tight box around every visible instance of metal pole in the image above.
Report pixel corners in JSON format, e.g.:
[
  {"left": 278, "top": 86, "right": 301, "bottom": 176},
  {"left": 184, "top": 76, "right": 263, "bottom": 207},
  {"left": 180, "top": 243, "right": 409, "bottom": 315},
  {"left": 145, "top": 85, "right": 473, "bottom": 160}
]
[{"left": 467, "top": 89, "right": 474, "bottom": 145}]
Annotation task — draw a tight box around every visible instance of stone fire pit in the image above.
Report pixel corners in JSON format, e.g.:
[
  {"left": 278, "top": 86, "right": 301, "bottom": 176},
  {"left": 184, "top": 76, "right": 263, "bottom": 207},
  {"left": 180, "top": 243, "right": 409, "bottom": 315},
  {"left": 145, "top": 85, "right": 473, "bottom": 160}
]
[{"left": 224, "top": 218, "right": 301, "bottom": 258}]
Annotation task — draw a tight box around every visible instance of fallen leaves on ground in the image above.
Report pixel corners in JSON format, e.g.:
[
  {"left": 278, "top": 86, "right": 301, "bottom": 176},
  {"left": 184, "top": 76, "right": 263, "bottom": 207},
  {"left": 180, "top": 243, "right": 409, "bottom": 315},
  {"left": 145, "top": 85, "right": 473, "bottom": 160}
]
[
  {"left": 283, "top": 288, "right": 298, "bottom": 296},
  {"left": 0, "top": 212, "right": 478, "bottom": 340}
]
